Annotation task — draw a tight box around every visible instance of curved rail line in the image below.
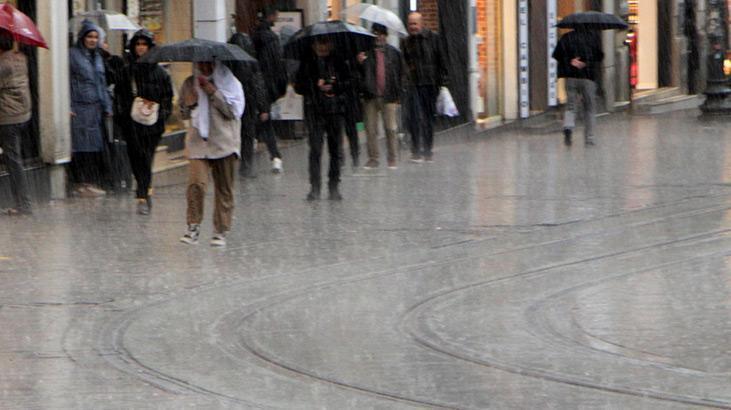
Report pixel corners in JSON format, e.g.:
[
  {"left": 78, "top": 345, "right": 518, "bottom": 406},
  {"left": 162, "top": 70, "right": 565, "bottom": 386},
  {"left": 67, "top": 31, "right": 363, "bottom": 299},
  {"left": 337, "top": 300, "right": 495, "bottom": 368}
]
[{"left": 84, "top": 196, "right": 731, "bottom": 408}]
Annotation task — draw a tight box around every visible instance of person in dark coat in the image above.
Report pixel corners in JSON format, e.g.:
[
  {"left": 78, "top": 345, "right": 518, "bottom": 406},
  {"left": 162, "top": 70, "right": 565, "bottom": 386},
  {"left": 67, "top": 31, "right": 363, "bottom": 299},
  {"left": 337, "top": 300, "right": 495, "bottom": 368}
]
[
  {"left": 252, "top": 6, "right": 288, "bottom": 106},
  {"left": 252, "top": 6, "right": 287, "bottom": 172},
  {"left": 228, "top": 32, "right": 283, "bottom": 177},
  {"left": 110, "top": 29, "right": 173, "bottom": 214},
  {"left": 552, "top": 28, "right": 603, "bottom": 146},
  {"left": 357, "top": 23, "right": 402, "bottom": 169},
  {"left": 294, "top": 37, "right": 352, "bottom": 201},
  {"left": 69, "top": 19, "right": 113, "bottom": 197},
  {"left": 401, "top": 12, "right": 449, "bottom": 163}
]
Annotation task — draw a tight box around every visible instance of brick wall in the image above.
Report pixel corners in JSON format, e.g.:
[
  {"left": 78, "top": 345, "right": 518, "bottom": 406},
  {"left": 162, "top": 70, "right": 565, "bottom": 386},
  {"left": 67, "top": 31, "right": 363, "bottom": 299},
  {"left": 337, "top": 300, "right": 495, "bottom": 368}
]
[
  {"left": 419, "top": 0, "right": 439, "bottom": 31},
  {"left": 476, "top": 0, "right": 501, "bottom": 117}
]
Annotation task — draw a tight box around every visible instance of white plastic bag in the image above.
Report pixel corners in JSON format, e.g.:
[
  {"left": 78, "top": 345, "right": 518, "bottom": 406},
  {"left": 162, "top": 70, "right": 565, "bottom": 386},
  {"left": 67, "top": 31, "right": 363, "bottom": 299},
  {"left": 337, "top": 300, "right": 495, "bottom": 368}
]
[{"left": 436, "top": 86, "right": 459, "bottom": 117}]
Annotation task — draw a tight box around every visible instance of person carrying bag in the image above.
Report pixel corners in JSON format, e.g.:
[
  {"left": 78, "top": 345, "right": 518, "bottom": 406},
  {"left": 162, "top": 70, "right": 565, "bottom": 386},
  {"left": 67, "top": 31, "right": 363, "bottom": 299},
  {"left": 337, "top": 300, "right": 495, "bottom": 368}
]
[{"left": 110, "top": 29, "right": 173, "bottom": 215}]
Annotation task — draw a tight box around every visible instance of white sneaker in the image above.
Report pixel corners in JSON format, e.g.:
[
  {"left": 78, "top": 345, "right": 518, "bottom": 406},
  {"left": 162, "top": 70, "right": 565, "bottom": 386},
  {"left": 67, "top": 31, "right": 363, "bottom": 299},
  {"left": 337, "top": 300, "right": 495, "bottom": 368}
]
[
  {"left": 210, "top": 233, "right": 227, "bottom": 247},
  {"left": 272, "top": 157, "right": 283, "bottom": 173},
  {"left": 180, "top": 224, "right": 200, "bottom": 245}
]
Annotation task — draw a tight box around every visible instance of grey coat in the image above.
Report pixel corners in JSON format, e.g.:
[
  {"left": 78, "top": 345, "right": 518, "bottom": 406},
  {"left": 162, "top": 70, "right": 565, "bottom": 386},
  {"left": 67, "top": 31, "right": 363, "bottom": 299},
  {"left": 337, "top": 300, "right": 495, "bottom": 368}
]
[{"left": 69, "top": 21, "right": 112, "bottom": 153}]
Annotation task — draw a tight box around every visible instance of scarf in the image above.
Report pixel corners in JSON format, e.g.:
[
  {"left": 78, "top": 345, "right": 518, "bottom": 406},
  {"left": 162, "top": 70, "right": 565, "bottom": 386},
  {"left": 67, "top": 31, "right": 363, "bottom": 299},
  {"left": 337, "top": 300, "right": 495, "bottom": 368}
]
[{"left": 192, "top": 63, "right": 245, "bottom": 140}]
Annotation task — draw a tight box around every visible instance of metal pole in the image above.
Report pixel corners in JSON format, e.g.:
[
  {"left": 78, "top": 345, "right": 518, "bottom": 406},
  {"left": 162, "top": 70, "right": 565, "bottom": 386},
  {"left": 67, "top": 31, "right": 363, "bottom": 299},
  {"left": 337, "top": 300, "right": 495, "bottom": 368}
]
[{"left": 700, "top": 0, "right": 731, "bottom": 115}]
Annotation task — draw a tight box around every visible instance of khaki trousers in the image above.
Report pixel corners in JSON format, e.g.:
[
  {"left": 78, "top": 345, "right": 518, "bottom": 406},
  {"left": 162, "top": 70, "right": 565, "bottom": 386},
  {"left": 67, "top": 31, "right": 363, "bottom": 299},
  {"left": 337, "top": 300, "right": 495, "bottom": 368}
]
[
  {"left": 363, "top": 98, "right": 399, "bottom": 163},
  {"left": 186, "top": 154, "right": 237, "bottom": 234}
]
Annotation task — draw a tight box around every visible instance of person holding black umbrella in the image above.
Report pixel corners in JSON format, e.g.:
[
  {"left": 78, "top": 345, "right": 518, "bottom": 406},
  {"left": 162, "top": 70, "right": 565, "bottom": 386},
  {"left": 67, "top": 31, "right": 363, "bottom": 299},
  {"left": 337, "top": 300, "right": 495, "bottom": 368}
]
[
  {"left": 552, "top": 25, "right": 606, "bottom": 146},
  {"left": 178, "top": 61, "right": 245, "bottom": 247},
  {"left": 294, "top": 36, "right": 353, "bottom": 201}
]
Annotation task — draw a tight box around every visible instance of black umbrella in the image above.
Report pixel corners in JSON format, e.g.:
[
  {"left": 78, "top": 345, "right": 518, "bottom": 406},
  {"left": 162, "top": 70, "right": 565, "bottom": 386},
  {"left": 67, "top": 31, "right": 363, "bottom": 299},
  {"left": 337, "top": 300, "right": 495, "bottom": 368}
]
[
  {"left": 138, "top": 38, "right": 257, "bottom": 63},
  {"left": 556, "top": 11, "right": 628, "bottom": 30},
  {"left": 284, "top": 20, "right": 375, "bottom": 60}
]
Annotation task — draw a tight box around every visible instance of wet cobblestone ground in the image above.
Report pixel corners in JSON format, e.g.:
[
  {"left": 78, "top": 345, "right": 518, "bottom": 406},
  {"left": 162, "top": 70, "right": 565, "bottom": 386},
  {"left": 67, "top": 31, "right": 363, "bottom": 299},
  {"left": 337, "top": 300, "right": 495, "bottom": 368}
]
[{"left": 2, "top": 111, "right": 731, "bottom": 409}]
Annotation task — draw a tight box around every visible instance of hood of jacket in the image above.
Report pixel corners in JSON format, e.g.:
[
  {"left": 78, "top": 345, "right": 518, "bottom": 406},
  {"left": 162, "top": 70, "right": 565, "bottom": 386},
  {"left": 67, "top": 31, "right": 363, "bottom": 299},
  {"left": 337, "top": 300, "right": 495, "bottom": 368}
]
[
  {"left": 76, "top": 19, "right": 102, "bottom": 49},
  {"left": 127, "top": 29, "right": 156, "bottom": 60}
]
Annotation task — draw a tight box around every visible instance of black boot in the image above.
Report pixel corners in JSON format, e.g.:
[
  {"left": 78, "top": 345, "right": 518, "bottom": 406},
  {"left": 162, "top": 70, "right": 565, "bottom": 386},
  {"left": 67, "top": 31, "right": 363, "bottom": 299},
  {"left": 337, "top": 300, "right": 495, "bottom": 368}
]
[
  {"left": 563, "top": 128, "right": 572, "bottom": 146},
  {"left": 328, "top": 185, "right": 343, "bottom": 201},
  {"left": 239, "top": 164, "right": 257, "bottom": 179},
  {"left": 306, "top": 186, "right": 321, "bottom": 201}
]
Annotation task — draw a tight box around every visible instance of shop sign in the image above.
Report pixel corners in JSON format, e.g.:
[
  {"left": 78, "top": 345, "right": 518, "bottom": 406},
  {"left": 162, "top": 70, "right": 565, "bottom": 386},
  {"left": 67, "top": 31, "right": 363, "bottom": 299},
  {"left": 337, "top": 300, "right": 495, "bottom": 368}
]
[
  {"left": 519, "top": 0, "right": 529, "bottom": 118},
  {"left": 139, "top": 0, "right": 163, "bottom": 38}
]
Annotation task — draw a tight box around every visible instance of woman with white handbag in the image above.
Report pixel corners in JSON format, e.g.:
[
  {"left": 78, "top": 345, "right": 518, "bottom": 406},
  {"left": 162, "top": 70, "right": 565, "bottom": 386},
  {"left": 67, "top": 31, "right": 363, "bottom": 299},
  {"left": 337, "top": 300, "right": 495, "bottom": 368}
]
[{"left": 111, "top": 29, "right": 173, "bottom": 215}]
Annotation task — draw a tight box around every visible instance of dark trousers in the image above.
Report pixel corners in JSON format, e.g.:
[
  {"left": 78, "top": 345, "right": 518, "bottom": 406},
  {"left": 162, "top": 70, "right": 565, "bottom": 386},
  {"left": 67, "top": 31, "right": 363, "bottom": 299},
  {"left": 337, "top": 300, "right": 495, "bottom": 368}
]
[
  {"left": 307, "top": 113, "right": 343, "bottom": 190},
  {"left": 343, "top": 114, "right": 359, "bottom": 163},
  {"left": 70, "top": 151, "right": 108, "bottom": 186},
  {"left": 0, "top": 122, "right": 31, "bottom": 211},
  {"left": 240, "top": 112, "right": 282, "bottom": 173},
  {"left": 406, "top": 85, "right": 438, "bottom": 156},
  {"left": 126, "top": 129, "right": 161, "bottom": 199}
]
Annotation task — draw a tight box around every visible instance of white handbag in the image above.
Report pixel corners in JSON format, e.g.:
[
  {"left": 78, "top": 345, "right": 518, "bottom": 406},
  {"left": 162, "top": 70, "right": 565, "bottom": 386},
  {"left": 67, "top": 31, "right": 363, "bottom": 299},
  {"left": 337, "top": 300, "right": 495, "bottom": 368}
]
[{"left": 130, "top": 79, "right": 159, "bottom": 126}]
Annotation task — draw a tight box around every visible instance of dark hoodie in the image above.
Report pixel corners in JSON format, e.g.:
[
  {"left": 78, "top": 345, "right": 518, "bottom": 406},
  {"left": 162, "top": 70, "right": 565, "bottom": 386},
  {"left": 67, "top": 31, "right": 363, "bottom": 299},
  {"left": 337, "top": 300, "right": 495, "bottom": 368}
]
[{"left": 111, "top": 29, "right": 173, "bottom": 137}]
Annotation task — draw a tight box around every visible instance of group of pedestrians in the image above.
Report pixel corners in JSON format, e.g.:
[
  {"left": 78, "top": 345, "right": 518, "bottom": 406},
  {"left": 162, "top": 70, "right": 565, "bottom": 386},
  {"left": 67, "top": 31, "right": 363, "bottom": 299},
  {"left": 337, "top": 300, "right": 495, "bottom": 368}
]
[
  {"left": 0, "top": 8, "right": 454, "bottom": 248},
  {"left": 67, "top": 19, "right": 174, "bottom": 218},
  {"left": 295, "top": 11, "right": 449, "bottom": 201},
  {"left": 0, "top": 6, "right": 607, "bottom": 252}
]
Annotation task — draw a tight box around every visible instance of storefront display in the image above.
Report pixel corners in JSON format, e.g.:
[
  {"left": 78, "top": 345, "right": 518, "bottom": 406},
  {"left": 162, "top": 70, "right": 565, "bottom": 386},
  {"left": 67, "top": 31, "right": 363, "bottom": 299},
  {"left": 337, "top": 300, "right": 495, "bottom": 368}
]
[{"left": 139, "top": 0, "right": 163, "bottom": 40}]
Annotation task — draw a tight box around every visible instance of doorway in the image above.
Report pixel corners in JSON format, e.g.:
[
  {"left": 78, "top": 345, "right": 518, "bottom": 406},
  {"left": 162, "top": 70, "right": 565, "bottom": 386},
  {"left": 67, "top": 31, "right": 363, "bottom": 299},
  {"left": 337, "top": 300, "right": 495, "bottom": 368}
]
[{"left": 657, "top": 0, "right": 672, "bottom": 87}]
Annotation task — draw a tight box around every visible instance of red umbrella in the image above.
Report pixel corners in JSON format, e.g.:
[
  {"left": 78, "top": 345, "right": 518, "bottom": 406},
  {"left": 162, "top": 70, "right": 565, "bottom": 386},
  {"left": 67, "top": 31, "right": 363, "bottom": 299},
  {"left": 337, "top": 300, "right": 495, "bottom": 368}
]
[{"left": 0, "top": 3, "right": 48, "bottom": 48}]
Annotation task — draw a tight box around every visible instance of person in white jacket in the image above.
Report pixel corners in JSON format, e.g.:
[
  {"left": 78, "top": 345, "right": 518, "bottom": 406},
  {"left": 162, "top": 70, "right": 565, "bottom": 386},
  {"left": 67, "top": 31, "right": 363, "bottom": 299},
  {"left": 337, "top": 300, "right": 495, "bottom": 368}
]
[{"left": 178, "top": 61, "right": 244, "bottom": 247}]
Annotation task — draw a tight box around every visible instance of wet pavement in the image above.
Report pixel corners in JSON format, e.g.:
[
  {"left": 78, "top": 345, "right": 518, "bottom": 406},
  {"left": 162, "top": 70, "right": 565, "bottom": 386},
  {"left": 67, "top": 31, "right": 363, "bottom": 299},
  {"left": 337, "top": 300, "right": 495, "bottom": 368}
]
[{"left": 2, "top": 110, "right": 731, "bottom": 409}]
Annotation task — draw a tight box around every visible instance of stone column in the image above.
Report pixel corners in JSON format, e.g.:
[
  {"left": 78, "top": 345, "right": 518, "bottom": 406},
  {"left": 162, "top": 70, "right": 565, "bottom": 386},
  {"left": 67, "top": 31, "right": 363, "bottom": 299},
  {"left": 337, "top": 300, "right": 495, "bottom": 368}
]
[
  {"left": 602, "top": 0, "right": 617, "bottom": 111},
  {"left": 468, "top": 0, "right": 480, "bottom": 122},
  {"left": 37, "top": 0, "right": 71, "bottom": 199},
  {"left": 194, "top": 0, "right": 228, "bottom": 41}
]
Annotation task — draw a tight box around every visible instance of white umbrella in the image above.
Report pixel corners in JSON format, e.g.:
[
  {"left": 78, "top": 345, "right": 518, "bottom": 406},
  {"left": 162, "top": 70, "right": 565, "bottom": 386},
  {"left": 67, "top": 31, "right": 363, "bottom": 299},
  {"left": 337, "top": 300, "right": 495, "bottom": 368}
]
[
  {"left": 341, "top": 4, "right": 407, "bottom": 36},
  {"left": 69, "top": 10, "right": 141, "bottom": 33}
]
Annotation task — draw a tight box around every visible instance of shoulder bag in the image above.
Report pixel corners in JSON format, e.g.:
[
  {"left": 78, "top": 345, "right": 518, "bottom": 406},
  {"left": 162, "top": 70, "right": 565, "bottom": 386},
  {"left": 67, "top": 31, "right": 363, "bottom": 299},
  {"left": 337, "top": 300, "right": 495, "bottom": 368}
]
[{"left": 130, "top": 78, "right": 159, "bottom": 126}]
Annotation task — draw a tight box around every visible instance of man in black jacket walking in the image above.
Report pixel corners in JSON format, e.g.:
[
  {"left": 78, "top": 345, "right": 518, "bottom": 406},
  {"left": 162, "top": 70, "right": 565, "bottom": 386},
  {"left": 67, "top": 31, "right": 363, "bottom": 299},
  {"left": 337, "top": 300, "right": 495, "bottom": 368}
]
[
  {"left": 228, "top": 32, "right": 283, "bottom": 177},
  {"left": 401, "top": 12, "right": 448, "bottom": 163},
  {"left": 251, "top": 6, "right": 286, "bottom": 172},
  {"left": 552, "top": 29, "right": 603, "bottom": 146},
  {"left": 294, "top": 37, "right": 352, "bottom": 201},
  {"left": 357, "top": 24, "right": 402, "bottom": 169}
]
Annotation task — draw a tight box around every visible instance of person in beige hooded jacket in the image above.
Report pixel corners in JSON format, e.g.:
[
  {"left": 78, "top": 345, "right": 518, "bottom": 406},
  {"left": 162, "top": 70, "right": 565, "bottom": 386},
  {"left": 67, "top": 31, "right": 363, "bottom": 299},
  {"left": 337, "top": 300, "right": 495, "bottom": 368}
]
[
  {"left": 178, "top": 61, "right": 244, "bottom": 247},
  {"left": 0, "top": 31, "right": 32, "bottom": 215}
]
